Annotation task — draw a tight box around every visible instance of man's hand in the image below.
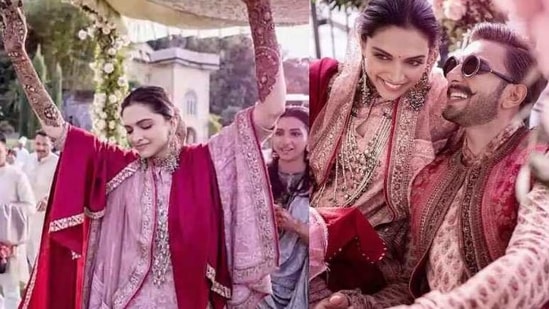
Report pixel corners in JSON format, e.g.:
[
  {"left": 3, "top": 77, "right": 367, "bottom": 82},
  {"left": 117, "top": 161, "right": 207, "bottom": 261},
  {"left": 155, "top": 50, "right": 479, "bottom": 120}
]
[
  {"left": 529, "top": 152, "right": 549, "bottom": 186},
  {"left": 36, "top": 196, "right": 48, "bottom": 212},
  {"left": 314, "top": 293, "right": 352, "bottom": 309}
]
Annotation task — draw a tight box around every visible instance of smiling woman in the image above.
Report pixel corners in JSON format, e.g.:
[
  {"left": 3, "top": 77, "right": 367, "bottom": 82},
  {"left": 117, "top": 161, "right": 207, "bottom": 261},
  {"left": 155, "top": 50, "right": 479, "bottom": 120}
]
[
  {"left": 0, "top": 0, "right": 292, "bottom": 308},
  {"left": 308, "top": 0, "right": 459, "bottom": 307},
  {"left": 259, "top": 106, "right": 309, "bottom": 309}
]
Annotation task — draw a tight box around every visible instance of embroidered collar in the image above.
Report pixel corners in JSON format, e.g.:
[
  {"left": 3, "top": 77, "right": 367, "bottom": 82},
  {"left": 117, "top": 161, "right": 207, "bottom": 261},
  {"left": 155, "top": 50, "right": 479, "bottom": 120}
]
[
  {"left": 462, "top": 121, "right": 524, "bottom": 166},
  {"left": 140, "top": 146, "right": 181, "bottom": 174}
]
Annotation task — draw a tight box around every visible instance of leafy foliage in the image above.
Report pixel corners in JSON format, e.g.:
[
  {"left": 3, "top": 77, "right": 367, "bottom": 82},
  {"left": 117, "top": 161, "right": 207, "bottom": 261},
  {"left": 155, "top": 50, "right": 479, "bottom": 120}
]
[{"left": 25, "top": 0, "right": 96, "bottom": 90}]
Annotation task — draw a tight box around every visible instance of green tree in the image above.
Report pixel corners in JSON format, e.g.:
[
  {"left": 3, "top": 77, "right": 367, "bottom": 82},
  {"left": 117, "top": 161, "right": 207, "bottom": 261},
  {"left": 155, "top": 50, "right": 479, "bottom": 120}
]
[
  {"left": 50, "top": 62, "right": 63, "bottom": 107},
  {"left": 0, "top": 120, "right": 15, "bottom": 135},
  {"left": 18, "top": 86, "right": 32, "bottom": 137},
  {"left": 19, "top": 45, "right": 47, "bottom": 137},
  {"left": 25, "top": 0, "right": 96, "bottom": 90},
  {"left": 0, "top": 49, "right": 20, "bottom": 130},
  {"left": 209, "top": 114, "right": 222, "bottom": 136},
  {"left": 148, "top": 34, "right": 258, "bottom": 116}
]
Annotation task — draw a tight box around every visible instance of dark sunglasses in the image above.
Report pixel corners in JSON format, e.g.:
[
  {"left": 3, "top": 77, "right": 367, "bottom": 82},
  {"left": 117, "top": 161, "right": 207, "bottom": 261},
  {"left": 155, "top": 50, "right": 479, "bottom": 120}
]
[{"left": 443, "top": 55, "right": 517, "bottom": 84}]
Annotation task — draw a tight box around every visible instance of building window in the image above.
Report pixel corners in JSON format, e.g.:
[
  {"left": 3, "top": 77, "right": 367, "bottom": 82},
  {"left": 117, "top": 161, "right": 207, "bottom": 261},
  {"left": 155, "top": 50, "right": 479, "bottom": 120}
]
[
  {"left": 184, "top": 90, "right": 198, "bottom": 116},
  {"left": 186, "top": 127, "right": 197, "bottom": 144}
]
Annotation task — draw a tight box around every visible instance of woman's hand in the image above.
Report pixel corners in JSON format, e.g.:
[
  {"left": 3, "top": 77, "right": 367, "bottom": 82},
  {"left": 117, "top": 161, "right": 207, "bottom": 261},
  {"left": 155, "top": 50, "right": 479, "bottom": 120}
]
[
  {"left": 275, "top": 205, "right": 298, "bottom": 232},
  {"left": 0, "top": 0, "right": 28, "bottom": 54}
]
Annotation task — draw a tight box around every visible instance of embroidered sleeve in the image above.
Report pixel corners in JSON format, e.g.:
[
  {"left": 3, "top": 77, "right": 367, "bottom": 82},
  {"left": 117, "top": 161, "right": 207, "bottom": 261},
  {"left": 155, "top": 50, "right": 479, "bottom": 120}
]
[
  {"left": 390, "top": 183, "right": 549, "bottom": 309},
  {"left": 341, "top": 224, "right": 416, "bottom": 308},
  {"left": 245, "top": 0, "right": 286, "bottom": 140}
]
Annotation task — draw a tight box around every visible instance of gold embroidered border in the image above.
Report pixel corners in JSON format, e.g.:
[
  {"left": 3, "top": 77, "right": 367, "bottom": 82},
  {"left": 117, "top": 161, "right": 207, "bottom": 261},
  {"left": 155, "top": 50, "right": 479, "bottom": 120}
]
[
  {"left": 460, "top": 127, "right": 528, "bottom": 275},
  {"left": 84, "top": 207, "right": 105, "bottom": 219},
  {"left": 418, "top": 156, "right": 466, "bottom": 253},
  {"left": 113, "top": 169, "right": 155, "bottom": 308},
  {"left": 49, "top": 213, "right": 85, "bottom": 232},
  {"left": 386, "top": 99, "right": 419, "bottom": 219},
  {"left": 460, "top": 167, "right": 484, "bottom": 276},
  {"left": 82, "top": 219, "right": 102, "bottom": 308},
  {"left": 309, "top": 61, "right": 357, "bottom": 186},
  {"left": 233, "top": 108, "right": 278, "bottom": 281},
  {"left": 20, "top": 246, "right": 39, "bottom": 308},
  {"left": 206, "top": 264, "right": 232, "bottom": 298},
  {"left": 106, "top": 160, "right": 140, "bottom": 194}
]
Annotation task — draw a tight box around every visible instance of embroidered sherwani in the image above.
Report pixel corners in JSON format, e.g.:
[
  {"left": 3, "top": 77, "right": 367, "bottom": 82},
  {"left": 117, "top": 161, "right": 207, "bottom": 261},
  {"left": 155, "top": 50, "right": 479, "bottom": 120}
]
[
  {"left": 388, "top": 123, "right": 549, "bottom": 309},
  {"left": 308, "top": 58, "right": 456, "bottom": 307}
]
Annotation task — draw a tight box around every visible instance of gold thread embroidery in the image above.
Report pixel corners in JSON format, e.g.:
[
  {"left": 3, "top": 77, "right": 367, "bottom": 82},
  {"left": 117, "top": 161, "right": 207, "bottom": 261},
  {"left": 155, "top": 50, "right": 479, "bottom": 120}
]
[
  {"left": 106, "top": 161, "right": 140, "bottom": 194},
  {"left": 84, "top": 207, "right": 105, "bottom": 220},
  {"left": 232, "top": 108, "right": 278, "bottom": 280},
  {"left": 206, "top": 264, "right": 232, "bottom": 298},
  {"left": 386, "top": 100, "right": 420, "bottom": 218},
  {"left": 312, "top": 105, "right": 393, "bottom": 208},
  {"left": 82, "top": 219, "right": 102, "bottom": 308},
  {"left": 49, "top": 213, "right": 84, "bottom": 232},
  {"left": 460, "top": 127, "right": 528, "bottom": 275},
  {"left": 112, "top": 169, "right": 155, "bottom": 308}
]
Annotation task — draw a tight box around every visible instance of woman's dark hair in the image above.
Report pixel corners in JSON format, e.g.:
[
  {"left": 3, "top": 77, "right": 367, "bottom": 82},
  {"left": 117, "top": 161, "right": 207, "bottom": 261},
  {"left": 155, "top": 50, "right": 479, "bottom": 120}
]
[
  {"left": 358, "top": 0, "right": 440, "bottom": 48},
  {"left": 268, "top": 106, "right": 310, "bottom": 205},
  {"left": 121, "top": 86, "right": 175, "bottom": 119}
]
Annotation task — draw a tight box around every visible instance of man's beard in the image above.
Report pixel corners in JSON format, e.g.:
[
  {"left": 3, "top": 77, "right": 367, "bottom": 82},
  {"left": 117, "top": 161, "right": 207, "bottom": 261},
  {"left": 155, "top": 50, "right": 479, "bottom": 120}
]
[
  {"left": 37, "top": 150, "right": 49, "bottom": 159},
  {"left": 443, "top": 84, "right": 505, "bottom": 127}
]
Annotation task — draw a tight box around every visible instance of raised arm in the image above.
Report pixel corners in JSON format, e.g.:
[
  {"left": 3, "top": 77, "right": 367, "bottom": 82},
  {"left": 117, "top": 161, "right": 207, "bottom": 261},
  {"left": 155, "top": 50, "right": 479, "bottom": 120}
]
[
  {"left": 1, "top": 0, "right": 65, "bottom": 141},
  {"left": 243, "top": 0, "right": 286, "bottom": 138}
]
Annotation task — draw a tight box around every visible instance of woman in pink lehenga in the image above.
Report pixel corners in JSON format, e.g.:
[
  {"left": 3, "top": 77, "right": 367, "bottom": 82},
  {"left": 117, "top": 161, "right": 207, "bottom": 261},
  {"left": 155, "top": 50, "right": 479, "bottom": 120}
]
[
  {"left": 0, "top": 0, "right": 286, "bottom": 308},
  {"left": 309, "top": 0, "right": 457, "bottom": 307}
]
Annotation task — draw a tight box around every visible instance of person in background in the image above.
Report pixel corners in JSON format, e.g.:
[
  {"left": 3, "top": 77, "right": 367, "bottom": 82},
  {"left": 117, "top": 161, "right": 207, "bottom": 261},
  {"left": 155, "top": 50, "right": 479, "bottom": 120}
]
[
  {"left": 23, "top": 130, "right": 59, "bottom": 267},
  {"left": 13, "top": 137, "right": 29, "bottom": 169},
  {"left": 0, "top": 132, "right": 35, "bottom": 309},
  {"left": 259, "top": 106, "right": 309, "bottom": 309}
]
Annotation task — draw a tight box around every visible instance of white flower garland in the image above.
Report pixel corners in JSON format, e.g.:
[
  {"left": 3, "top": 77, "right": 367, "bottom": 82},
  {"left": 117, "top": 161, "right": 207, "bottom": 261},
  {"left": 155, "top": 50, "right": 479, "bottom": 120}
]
[{"left": 73, "top": 4, "right": 130, "bottom": 145}]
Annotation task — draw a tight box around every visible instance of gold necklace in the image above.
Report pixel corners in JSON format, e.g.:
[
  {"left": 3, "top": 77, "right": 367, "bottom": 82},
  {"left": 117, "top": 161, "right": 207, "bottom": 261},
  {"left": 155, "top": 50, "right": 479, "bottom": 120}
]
[{"left": 312, "top": 102, "right": 394, "bottom": 208}]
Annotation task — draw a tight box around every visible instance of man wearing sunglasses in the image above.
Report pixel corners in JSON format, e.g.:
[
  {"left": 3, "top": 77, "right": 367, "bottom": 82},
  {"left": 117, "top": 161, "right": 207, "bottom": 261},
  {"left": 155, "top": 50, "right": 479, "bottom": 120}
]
[
  {"left": 317, "top": 22, "right": 549, "bottom": 309},
  {"left": 392, "top": 22, "right": 549, "bottom": 309}
]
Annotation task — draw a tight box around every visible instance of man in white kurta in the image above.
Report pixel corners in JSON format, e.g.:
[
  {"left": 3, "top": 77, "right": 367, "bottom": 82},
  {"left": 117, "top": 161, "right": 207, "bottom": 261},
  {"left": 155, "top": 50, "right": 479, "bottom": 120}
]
[
  {"left": 0, "top": 133, "right": 35, "bottom": 309},
  {"left": 13, "top": 137, "right": 30, "bottom": 170},
  {"left": 23, "top": 131, "right": 58, "bottom": 266}
]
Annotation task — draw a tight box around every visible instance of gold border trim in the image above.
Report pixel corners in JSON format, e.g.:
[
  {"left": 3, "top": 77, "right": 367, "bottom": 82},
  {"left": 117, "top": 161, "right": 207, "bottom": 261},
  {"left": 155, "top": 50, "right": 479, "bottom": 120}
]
[
  {"left": 49, "top": 213, "right": 84, "bottom": 233},
  {"left": 206, "top": 264, "right": 232, "bottom": 299},
  {"left": 84, "top": 207, "right": 105, "bottom": 219}
]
